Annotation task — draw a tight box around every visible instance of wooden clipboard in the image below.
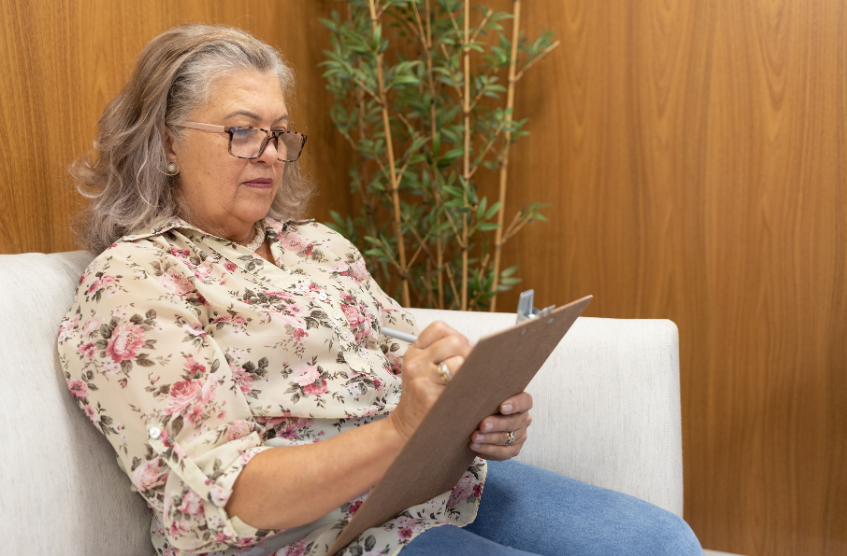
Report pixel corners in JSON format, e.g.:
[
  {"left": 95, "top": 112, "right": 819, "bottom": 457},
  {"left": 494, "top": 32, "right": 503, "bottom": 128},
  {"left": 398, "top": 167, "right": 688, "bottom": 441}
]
[{"left": 328, "top": 295, "right": 593, "bottom": 555}]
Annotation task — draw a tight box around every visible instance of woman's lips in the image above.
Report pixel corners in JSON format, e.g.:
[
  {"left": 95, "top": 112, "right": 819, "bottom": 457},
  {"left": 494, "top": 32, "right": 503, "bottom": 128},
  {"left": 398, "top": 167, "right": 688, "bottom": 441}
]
[{"left": 242, "top": 178, "right": 273, "bottom": 189}]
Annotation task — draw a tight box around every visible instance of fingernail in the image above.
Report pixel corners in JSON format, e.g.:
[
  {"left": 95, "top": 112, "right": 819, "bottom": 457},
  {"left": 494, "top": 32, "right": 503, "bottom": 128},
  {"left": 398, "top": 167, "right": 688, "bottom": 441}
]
[
  {"left": 471, "top": 443, "right": 481, "bottom": 450},
  {"left": 501, "top": 404, "right": 513, "bottom": 413},
  {"left": 476, "top": 433, "right": 485, "bottom": 442},
  {"left": 484, "top": 422, "right": 493, "bottom": 432}
]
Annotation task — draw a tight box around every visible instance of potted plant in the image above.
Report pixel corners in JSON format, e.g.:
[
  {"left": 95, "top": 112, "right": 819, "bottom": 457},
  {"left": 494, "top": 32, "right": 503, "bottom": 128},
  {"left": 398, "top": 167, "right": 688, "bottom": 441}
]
[{"left": 321, "top": 0, "right": 558, "bottom": 311}]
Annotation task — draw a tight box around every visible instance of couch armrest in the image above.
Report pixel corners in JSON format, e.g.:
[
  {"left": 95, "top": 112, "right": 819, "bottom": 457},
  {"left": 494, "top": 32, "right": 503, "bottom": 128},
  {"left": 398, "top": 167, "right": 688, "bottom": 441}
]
[{"left": 408, "top": 308, "right": 684, "bottom": 518}]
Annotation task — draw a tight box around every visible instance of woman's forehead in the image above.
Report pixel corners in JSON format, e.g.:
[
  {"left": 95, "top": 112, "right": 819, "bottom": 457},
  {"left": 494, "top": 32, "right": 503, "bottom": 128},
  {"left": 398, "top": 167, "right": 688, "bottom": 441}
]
[{"left": 196, "top": 71, "right": 287, "bottom": 122}]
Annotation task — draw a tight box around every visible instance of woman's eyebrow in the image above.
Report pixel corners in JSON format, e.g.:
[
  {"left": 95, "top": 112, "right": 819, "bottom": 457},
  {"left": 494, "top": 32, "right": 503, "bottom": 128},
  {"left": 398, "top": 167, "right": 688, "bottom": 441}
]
[{"left": 223, "top": 110, "right": 289, "bottom": 124}]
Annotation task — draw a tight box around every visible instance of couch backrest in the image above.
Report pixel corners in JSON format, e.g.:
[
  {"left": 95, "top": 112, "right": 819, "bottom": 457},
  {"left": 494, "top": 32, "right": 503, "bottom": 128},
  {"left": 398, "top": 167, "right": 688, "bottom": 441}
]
[{"left": 0, "top": 251, "right": 153, "bottom": 556}]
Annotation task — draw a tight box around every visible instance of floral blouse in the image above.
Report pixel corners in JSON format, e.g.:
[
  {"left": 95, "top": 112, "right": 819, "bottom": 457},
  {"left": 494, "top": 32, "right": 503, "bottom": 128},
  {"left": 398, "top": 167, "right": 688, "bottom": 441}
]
[{"left": 57, "top": 216, "right": 486, "bottom": 556}]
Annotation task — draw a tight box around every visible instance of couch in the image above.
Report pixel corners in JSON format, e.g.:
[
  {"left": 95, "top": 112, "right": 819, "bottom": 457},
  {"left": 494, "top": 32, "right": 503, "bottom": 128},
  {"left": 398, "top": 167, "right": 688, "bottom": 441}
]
[{"left": 0, "top": 251, "right": 683, "bottom": 556}]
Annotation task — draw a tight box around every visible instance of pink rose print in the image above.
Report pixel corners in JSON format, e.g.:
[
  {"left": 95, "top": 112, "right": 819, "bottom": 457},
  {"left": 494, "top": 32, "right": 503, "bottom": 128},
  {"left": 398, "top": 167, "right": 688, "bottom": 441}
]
[
  {"left": 86, "top": 278, "right": 102, "bottom": 296},
  {"left": 447, "top": 472, "right": 476, "bottom": 507},
  {"left": 359, "top": 407, "right": 379, "bottom": 418},
  {"left": 209, "top": 484, "right": 231, "bottom": 507},
  {"left": 473, "top": 483, "right": 483, "bottom": 498},
  {"left": 169, "top": 518, "right": 191, "bottom": 538},
  {"left": 292, "top": 328, "right": 308, "bottom": 342},
  {"left": 183, "top": 356, "right": 206, "bottom": 375},
  {"left": 303, "top": 380, "right": 328, "bottom": 396},
  {"left": 178, "top": 490, "right": 204, "bottom": 515},
  {"left": 394, "top": 516, "right": 424, "bottom": 541},
  {"left": 105, "top": 322, "right": 146, "bottom": 363},
  {"left": 350, "top": 258, "right": 369, "bottom": 281},
  {"left": 132, "top": 459, "right": 166, "bottom": 492},
  {"left": 184, "top": 403, "right": 205, "bottom": 426},
  {"left": 199, "top": 373, "right": 219, "bottom": 404},
  {"left": 83, "top": 403, "right": 98, "bottom": 424},
  {"left": 341, "top": 303, "right": 363, "bottom": 328},
  {"left": 282, "top": 539, "right": 309, "bottom": 556},
  {"left": 100, "top": 274, "right": 116, "bottom": 287},
  {"left": 160, "top": 266, "right": 193, "bottom": 296},
  {"left": 224, "top": 260, "right": 237, "bottom": 273},
  {"left": 226, "top": 420, "right": 253, "bottom": 442},
  {"left": 349, "top": 500, "right": 363, "bottom": 515},
  {"left": 77, "top": 342, "right": 97, "bottom": 360},
  {"left": 58, "top": 314, "right": 80, "bottom": 342},
  {"left": 164, "top": 380, "right": 202, "bottom": 415},
  {"left": 281, "top": 231, "right": 308, "bottom": 253},
  {"left": 81, "top": 317, "right": 101, "bottom": 337},
  {"left": 169, "top": 246, "right": 191, "bottom": 258},
  {"left": 185, "top": 322, "right": 207, "bottom": 337},
  {"left": 102, "top": 358, "right": 122, "bottom": 376},
  {"left": 292, "top": 365, "right": 320, "bottom": 387},
  {"left": 67, "top": 377, "right": 88, "bottom": 400},
  {"left": 232, "top": 368, "right": 254, "bottom": 396},
  {"left": 386, "top": 352, "right": 403, "bottom": 375}
]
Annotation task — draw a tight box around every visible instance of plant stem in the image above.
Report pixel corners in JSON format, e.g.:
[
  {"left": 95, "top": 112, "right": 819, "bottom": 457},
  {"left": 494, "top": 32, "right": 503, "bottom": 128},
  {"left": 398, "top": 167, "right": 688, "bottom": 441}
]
[
  {"left": 461, "top": 0, "right": 471, "bottom": 311},
  {"left": 490, "top": 0, "right": 521, "bottom": 312},
  {"left": 368, "top": 0, "right": 410, "bottom": 307},
  {"left": 418, "top": 0, "right": 445, "bottom": 308}
]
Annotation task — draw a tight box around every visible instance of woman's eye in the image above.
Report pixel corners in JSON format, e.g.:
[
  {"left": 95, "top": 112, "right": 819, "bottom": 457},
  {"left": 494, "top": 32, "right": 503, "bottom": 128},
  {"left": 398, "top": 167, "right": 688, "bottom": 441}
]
[{"left": 231, "top": 128, "right": 253, "bottom": 140}]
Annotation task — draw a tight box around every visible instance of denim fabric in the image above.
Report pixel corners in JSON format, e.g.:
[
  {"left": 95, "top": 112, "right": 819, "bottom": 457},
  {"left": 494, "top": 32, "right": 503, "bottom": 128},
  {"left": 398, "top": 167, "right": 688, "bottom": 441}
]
[{"left": 401, "top": 460, "right": 703, "bottom": 556}]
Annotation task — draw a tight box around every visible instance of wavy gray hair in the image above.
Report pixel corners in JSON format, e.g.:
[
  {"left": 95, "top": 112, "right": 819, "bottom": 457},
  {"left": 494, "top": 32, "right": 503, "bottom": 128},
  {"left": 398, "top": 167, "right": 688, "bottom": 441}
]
[{"left": 71, "top": 24, "right": 313, "bottom": 253}]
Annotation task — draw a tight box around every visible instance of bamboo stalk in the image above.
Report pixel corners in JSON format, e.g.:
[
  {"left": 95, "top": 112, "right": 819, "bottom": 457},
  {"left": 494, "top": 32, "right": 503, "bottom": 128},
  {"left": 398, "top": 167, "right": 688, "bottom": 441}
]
[
  {"left": 461, "top": 0, "right": 471, "bottom": 311},
  {"left": 489, "top": 0, "right": 521, "bottom": 312},
  {"left": 419, "top": 0, "right": 445, "bottom": 308},
  {"left": 368, "top": 0, "right": 410, "bottom": 307}
]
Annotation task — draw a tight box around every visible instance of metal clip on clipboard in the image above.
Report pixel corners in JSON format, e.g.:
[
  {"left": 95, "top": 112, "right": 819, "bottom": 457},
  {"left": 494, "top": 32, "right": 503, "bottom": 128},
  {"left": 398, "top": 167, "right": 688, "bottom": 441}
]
[{"left": 516, "top": 289, "right": 556, "bottom": 324}]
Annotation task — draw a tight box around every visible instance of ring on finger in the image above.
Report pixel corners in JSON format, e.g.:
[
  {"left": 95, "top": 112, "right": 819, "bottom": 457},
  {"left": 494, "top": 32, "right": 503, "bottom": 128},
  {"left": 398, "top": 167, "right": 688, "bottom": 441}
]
[
  {"left": 436, "top": 361, "right": 453, "bottom": 385},
  {"left": 504, "top": 430, "right": 516, "bottom": 446}
]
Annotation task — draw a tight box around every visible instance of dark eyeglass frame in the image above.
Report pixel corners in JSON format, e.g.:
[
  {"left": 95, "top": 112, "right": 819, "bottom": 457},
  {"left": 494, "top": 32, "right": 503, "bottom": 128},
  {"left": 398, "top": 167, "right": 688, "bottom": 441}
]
[{"left": 173, "top": 122, "right": 307, "bottom": 162}]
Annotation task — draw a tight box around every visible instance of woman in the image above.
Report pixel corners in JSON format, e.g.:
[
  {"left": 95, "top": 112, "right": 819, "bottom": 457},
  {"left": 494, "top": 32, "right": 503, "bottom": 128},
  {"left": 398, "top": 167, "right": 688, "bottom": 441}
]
[{"left": 58, "top": 24, "right": 702, "bottom": 556}]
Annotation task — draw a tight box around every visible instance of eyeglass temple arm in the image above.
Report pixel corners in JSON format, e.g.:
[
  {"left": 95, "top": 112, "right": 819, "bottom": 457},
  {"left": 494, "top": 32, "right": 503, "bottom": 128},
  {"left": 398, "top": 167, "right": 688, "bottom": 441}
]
[{"left": 176, "top": 122, "right": 228, "bottom": 133}]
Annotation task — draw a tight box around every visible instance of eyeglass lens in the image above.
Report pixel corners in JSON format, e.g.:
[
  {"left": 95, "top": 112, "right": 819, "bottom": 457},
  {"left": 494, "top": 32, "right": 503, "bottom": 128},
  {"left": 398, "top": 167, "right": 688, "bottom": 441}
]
[{"left": 229, "top": 128, "right": 304, "bottom": 161}]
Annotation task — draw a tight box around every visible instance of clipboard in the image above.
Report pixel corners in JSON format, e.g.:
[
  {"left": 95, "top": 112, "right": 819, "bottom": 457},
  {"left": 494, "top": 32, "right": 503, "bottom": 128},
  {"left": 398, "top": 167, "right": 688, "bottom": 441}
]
[{"left": 328, "top": 295, "right": 593, "bottom": 555}]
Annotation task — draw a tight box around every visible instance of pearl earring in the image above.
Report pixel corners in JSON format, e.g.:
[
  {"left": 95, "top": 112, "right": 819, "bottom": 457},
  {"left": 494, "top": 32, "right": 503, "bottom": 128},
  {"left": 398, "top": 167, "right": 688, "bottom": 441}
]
[{"left": 166, "top": 162, "right": 178, "bottom": 175}]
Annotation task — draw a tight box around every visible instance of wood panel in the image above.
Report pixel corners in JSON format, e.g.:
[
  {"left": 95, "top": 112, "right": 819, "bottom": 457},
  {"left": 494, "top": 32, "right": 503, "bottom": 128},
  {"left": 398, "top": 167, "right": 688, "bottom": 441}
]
[
  {"left": 0, "top": 0, "right": 352, "bottom": 255},
  {"left": 481, "top": 1, "right": 846, "bottom": 555}
]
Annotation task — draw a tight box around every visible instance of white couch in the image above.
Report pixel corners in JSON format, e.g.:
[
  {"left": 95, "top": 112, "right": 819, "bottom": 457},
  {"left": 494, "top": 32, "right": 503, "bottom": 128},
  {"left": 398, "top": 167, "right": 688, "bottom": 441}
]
[{"left": 0, "top": 251, "right": 683, "bottom": 556}]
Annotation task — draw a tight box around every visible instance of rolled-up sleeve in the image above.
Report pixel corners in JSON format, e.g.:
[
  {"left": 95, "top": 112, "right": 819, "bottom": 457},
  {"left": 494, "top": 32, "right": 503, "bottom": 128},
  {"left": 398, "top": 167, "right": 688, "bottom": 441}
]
[{"left": 57, "top": 244, "right": 275, "bottom": 552}]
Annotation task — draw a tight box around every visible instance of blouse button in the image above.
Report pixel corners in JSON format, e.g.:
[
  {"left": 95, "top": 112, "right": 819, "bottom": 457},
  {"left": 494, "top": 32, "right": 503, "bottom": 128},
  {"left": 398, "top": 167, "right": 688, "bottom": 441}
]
[
  {"left": 148, "top": 427, "right": 162, "bottom": 440},
  {"left": 333, "top": 310, "right": 342, "bottom": 320},
  {"left": 318, "top": 293, "right": 328, "bottom": 301},
  {"left": 343, "top": 332, "right": 350, "bottom": 340}
]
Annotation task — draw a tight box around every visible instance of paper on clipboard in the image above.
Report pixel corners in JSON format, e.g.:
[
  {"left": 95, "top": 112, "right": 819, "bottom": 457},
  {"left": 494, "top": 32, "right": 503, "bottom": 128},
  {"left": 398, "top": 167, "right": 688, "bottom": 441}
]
[{"left": 327, "top": 295, "right": 593, "bottom": 555}]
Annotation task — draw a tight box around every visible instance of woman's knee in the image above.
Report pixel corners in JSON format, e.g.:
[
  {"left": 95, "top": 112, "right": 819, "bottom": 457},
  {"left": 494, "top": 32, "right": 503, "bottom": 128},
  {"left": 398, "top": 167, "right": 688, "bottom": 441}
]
[{"left": 644, "top": 508, "right": 703, "bottom": 556}]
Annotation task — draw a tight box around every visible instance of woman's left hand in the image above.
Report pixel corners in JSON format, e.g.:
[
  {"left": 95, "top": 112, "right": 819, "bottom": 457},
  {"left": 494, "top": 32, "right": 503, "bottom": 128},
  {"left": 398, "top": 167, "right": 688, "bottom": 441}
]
[{"left": 470, "top": 392, "right": 533, "bottom": 461}]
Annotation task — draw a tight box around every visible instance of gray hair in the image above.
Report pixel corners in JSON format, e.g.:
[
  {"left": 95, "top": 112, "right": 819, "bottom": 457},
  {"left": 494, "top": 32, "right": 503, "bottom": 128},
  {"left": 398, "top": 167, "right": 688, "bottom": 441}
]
[{"left": 71, "top": 24, "right": 313, "bottom": 252}]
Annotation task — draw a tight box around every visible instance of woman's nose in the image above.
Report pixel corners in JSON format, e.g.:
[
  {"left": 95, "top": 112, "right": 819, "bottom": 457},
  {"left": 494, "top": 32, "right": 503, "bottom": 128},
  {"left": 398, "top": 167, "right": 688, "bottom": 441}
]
[{"left": 255, "top": 136, "right": 280, "bottom": 164}]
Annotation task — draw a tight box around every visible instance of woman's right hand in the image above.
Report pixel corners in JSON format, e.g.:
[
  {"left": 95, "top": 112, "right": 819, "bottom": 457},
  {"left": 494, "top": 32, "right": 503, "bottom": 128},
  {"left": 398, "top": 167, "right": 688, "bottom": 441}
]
[{"left": 387, "top": 321, "right": 474, "bottom": 442}]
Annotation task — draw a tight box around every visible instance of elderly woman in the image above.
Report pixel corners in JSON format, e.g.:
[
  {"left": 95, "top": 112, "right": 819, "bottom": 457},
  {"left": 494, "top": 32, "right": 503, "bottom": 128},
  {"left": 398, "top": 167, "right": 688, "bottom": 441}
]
[{"left": 58, "top": 24, "right": 701, "bottom": 556}]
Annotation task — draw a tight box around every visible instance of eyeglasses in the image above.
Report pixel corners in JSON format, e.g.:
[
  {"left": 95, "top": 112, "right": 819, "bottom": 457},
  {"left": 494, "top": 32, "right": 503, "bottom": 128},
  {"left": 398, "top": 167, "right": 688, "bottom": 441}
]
[{"left": 174, "top": 122, "right": 307, "bottom": 162}]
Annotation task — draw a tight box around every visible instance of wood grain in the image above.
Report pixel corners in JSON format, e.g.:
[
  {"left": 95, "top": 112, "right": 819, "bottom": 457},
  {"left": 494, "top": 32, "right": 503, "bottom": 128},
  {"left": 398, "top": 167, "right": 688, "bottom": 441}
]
[
  {"left": 480, "top": 1, "right": 846, "bottom": 554},
  {"left": 0, "top": 0, "right": 352, "bottom": 255},
  {"left": 2, "top": 1, "right": 845, "bottom": 555}
]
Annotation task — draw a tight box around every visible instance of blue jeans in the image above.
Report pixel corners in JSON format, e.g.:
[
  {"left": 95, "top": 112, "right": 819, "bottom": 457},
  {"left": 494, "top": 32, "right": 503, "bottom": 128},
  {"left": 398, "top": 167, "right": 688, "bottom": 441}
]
[{"left": 401, "top": 460, "right": 703, "bottom": 556}]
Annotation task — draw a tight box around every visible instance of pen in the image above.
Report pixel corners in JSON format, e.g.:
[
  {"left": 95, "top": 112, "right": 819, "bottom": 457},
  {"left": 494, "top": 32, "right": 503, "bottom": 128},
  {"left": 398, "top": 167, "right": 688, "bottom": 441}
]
[{"left": 381, "top": 327, "right": 418, "bottom": 344}]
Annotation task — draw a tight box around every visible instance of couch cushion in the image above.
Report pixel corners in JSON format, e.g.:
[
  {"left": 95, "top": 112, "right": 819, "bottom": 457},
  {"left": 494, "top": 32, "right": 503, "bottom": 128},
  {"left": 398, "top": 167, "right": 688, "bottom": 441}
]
[{"left": 0, "top": 251, "right": 152, "bottom": 556}]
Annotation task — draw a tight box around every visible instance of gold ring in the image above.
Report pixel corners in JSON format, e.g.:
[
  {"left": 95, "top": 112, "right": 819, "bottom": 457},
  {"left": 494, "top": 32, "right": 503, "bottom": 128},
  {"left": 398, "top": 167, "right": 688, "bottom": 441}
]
[
  {"left": 504, "top": 431, "right": 516, "bottom": 446},
  {"left": 436, "top": 361, "right": 453, "bottom": 384}
]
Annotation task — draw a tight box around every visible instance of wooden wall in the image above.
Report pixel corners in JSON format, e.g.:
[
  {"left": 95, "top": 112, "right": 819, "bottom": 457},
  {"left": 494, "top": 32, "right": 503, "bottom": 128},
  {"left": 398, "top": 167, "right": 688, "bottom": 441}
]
[
  {"left": 0, "top": 0, "right": 352, "bottom": 254},
  {"left": 489, "top": 1, "right": 846, "bottom": 555},
  {"left": 2, "top": 1, "right": 845, "bottom": 555}
]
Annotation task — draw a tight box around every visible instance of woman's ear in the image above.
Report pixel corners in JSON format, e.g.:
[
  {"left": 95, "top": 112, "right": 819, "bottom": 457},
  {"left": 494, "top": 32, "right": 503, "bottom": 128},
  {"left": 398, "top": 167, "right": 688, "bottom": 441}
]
[{"left": 163, "top": 125, "right": 178, "bottom": 163}]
